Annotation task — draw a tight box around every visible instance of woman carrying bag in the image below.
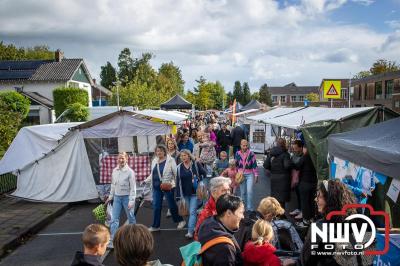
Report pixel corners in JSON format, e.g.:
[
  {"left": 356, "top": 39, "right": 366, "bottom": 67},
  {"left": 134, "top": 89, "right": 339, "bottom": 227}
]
[
  {"left": 235, "top": 139, "right": 258, "bottom": 211},
  {"left": 176, "top": 149, "right": 207, "bottom": 239},
  {"left": 145, "top": 145, "right": 186, "bottom": 232}
]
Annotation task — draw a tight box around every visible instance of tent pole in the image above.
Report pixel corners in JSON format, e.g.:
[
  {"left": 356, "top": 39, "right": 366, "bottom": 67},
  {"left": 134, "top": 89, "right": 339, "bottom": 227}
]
[{"left": 146, "top": 136, "right": 149, "bottom": 155}]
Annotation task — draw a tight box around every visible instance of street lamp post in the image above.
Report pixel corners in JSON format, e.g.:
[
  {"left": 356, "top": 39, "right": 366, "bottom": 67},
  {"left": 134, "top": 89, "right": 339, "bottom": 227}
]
[{"left": 112, "top": 81, "right": 121, "bottom": 110}]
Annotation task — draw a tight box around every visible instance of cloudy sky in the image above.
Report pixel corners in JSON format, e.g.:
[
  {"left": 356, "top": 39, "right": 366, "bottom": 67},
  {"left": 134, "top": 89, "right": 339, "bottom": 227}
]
[{"left": 1, "top": 0, "right": 399, "bottom": 92}]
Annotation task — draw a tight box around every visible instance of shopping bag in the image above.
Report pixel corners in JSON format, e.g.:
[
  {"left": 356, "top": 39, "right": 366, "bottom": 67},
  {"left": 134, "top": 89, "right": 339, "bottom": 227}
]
[
  {"left": 178, "top": 198, "right": 189, "bottom": 216},
  {"left": 92, "top": 204, "right": 106, "bottom": 224}
]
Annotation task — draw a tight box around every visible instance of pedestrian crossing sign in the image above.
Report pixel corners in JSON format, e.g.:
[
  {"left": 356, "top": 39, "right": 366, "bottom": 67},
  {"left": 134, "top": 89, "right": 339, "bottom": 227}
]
[{"left": 323, "top": 80, "right": 341, "bottom": 99}]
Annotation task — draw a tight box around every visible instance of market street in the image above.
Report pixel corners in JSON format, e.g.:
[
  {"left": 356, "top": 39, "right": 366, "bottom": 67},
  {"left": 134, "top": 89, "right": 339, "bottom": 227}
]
[{"left": 0, "top": 167, "right": 273, "bottom": 266}]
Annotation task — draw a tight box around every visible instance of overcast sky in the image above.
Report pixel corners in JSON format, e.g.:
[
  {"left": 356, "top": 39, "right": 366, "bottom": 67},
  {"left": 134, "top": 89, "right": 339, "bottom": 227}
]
[{"left": 0, "top": 0, "right": 399, "bottom": 92}]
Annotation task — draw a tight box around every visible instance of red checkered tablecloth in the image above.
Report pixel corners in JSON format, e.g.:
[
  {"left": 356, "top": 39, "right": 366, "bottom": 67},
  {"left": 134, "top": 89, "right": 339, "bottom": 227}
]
[{"left": 100, "top": 155, "right": 151, "bottom": 183}]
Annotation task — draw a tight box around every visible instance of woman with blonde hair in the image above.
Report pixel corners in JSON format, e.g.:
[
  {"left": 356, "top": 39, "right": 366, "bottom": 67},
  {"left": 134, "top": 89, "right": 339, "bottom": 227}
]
[
  {"left": 235, "top": 197, "right": 303, "bottom": 252},
  {"left": 242, "top": 220, "right": 281, "bottom": 266},
  {"left": 166, "top": 138, "right": 180, "bottom": 164}
]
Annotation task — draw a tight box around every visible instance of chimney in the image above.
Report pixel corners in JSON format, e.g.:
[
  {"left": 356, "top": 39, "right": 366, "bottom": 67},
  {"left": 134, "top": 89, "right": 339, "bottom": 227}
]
[{"left": 55, "top": 49, "right": 64, "bottom": 62}]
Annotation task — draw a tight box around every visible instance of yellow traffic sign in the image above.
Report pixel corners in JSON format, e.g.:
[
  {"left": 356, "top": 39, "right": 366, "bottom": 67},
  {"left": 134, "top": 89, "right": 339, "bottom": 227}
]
[{"left": 323, "top": 80, "right": 341, "bottom": 99}]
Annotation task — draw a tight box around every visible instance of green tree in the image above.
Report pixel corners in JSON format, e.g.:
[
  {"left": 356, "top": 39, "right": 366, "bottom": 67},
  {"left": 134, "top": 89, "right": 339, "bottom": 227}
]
[
  {"left": 158, "top": 62, "right": 185, "bottom": 95},
  {"left": 353, "top": 70, "right": 371, "bottom": 79},
  {"left": 233, "top": 81, "right": 243, "bottom": 104},
  {"left": 226, "top": 92, "right": 234, "bottom": 107},
  {"left": 53, "top": 87, "right": 89, "bottom": 117},
  {"left": 0, "top": 41, "right": 54, "bottom": 60},
  {"left": 63, "top": 103, "right": 89, "bottom": 122},
  {"left": 370, "top": 59, "right": 400, "bottom": 75},
  {"left": 251, "top": 92, "right": 259, "bottom": 101},
  {"left": 259, "top": 83, "right": 272, "bottom": 106},
  {"left": 100, "top": 62, "right": 117, "bottom": 89},
  {"left": 242, "top": 82, "right": 251, "bottom": 105},
  {"left": 117, "top": 48, "right": 135, "bottom": 86},
  {"left": 0, "top": 91, "right": 30, "bottom": 154},
  {"left": 306, "top": 92, "right": 320, "bottom": 102}
]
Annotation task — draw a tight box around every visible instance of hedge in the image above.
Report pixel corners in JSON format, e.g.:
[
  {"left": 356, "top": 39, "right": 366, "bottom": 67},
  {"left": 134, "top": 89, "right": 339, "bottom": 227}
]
[{"left": 53, "top": 87, "right": 89, "bottom": 117}]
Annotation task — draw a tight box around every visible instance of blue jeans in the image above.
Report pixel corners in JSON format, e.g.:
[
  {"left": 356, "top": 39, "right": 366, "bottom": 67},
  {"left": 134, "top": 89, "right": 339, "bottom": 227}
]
[
  {"left": 184, "top": 195, "right": 198, "bottom": 234},
  {"left": 110, "top": 195, "right": 136, "bottom": 240},
  {"left": 152, "top": 187, "right": 183, "bottom": 228},
  {"left": 240, "top": 173, "right": 254, "bottom": 210}
]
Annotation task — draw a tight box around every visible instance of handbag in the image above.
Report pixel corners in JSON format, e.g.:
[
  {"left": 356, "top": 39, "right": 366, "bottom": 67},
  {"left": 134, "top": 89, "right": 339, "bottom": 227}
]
[
  {"left": 157, "top": 162, "right": 173, "bottom": 191},
  {"left": 92, "top": 203, "right": 106, "bottom": 224},
  {"left": 235, "top": 171, "right": 245, "bottom": 184},
  {"left": 235, "top": 151, "right": 249, "bottom": 184}
]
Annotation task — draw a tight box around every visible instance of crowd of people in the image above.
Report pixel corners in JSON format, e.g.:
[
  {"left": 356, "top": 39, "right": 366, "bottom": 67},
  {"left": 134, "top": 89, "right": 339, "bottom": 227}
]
[{"left": 72, "top": 112, "right": 374, "bottom": 266}]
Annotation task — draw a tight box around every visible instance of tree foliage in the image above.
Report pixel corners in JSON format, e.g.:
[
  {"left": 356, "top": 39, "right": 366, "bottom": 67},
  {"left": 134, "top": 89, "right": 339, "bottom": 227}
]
[
  {"left": 251, "top": 92, "right": 260, "bottom": 101},
  {"left": 108, "top": 49, "right": 186, "bottom": 109},
  {"left": 306, "top": 93, "right": 320, "bottom": 102},
  {"left": 353, "top": 59, "right": 400, "bottom": 79},
  {"left": 0, "top": 41, "right": 54, "bottom": 60},
  {"left": 232, "top": 81, "right": 243, "bottom": 104},
  {"left": 242, "top": 82, "right": 251, "bottom": 105},
  {"left": 100, "top": 62, "right": 117, "bottom": 89},
  {"left": 53, "top": 87, "right": 89, "bottom": 117},
  {"left": 0, "top": 91, "right": 30, "bottom": 155},
  {"left": 259, "top": 83, "right": 272, "bottom": 106},
  {"left": 370, "top": 59, "right": 400, "bottom": 75},
  {"left": 186, "top": 77, "right": 226, "bottom": 110},
  {"left": 64, "top": 103, "right": 89, "bottom": 122}
]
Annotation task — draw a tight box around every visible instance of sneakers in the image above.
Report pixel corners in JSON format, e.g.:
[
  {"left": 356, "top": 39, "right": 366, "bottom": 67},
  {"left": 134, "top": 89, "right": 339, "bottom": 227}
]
[
  {"left": 107, "top": 241, "right": 114, "bottom": 249},
  {"left": 289, "top": 209, "right": 301, "bottom": 216},
  {"left": 177, "top": 220, "right": 186, "bottom": 229},
  {"left": 148, "top": 227, "right": 160, "bottom": 232},
  {"left": 166, "top": 209, "right": 171, "bottom": 218},
  {"left": 294, "top": 212, "right": 303, "bottom": 220},
  {"left": 185, "top": 232, "right": 193, "bottom": 239}
]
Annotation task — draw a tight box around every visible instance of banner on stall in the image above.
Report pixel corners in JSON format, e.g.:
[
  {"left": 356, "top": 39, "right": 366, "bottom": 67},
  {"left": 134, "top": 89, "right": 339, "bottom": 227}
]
[
  {"left": 330, "top": 157, "right": 388, "bottom": 203},
  {"left": 374, "top": 234, "right": 400, "bottom": 266}
]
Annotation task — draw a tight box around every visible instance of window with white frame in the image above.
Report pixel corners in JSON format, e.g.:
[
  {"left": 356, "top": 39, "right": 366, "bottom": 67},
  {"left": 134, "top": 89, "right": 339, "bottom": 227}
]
[
  {"left": 299, "top": 95, "right": 304, "bottom": 102},
  {"left": 280, "top": 96, "right": 286, "bottom": 102},
  {"left": 272, "top": 96, "right": 278, "bottom": 102},
  {"left": 291, "top": 96, "right": 297, "bottom": 102}
]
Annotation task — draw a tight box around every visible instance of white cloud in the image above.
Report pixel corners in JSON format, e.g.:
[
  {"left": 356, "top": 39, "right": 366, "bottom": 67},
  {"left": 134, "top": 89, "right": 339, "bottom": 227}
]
[
  {"left": 0, "top": 0, "right": 398, "bottom": 92},
  {"left": 352, "top": 0, "right": 375, "bottom": 6}
]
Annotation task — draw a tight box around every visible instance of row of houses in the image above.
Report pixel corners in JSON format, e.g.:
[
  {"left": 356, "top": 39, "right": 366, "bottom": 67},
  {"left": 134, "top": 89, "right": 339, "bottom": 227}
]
[
  {"left": 267, "top": 71, "right": 400, "bottom": 113},
  {"left": 0, "top": 50, "right": 111, "bottom": 124}
]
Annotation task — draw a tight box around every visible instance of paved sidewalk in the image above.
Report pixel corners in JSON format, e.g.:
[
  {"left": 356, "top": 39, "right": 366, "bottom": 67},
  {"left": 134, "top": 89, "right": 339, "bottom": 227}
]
[{"left": 0, "top": 195, "right": 69, "bottom": 258}]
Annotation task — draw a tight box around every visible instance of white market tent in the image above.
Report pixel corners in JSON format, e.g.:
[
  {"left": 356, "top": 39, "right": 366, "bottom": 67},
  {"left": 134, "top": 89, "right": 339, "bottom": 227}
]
[
  {"left": 0, "top": 122, "right": 82, "bottom": 175},
  {"left": 247, "top": 107, "right": 303, "bottom": 122},
  {"left": 133, "top": 109, "right": 188, "bottom": 124},
  {"left": 251, "top": 107, "right": 374, "bottom": 129},
  {"left": 1, "top": 111, "right": 171, "bottom": 202}
]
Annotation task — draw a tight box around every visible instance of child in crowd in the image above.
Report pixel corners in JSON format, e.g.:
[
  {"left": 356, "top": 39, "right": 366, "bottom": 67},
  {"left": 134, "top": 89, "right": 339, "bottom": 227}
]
[
  {"left": 214, "top": 151, "right": 229, "bottom": 176},
  {"left": 221, "top": 159, "right": 238, "bottom": 194},
  {"left": 71, "top": 224, "right": 110, "bottom": 266},
  {"left": 242, "top": 220, "right": 281, "bottom": 266}
]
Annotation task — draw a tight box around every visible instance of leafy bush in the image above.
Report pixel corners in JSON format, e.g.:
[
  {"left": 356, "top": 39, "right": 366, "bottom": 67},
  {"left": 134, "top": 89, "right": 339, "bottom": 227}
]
[
  {"left": 0, "top": 91, "right": 30, "bottom": 155},
  {"left": 64, "top": 102, "right": 89, "bottom": 122},
  {"left": 0, "top": 91, "right": 30, "bottom": 117},
  {"left": 53, "top": 87, "right": 88, "bottom": 117}
]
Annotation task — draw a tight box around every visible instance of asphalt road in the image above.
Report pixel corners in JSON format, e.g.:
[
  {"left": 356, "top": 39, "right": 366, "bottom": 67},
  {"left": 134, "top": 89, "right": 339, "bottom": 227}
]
[{"left": 0, "top": 167, "right": 290, "bottom": 266}]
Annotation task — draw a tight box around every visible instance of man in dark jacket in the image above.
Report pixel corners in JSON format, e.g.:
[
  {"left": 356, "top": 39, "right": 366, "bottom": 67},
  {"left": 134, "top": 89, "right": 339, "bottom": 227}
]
[
  {"left": 198, "top": 194, "right": 245, "bottom": 266},
  {"left": 231, "top": 124, "right": 246, "bottom": 156},
  {"left": 217, "top": 123, "right": 231, "bottom": 157},
  {"left": 264, "top": 138, "right": 292, "bottom": 208}
]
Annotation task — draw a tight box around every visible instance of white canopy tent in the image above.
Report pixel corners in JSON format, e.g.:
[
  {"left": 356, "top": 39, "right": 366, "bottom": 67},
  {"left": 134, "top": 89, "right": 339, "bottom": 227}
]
[
  {"left": 251, "top": 107, "right": 374, "bottom": 129},
  {"left": 0, "top": 122, "right": 81, "bottom": 175},
  {"left": 247, "top": 107, "right": 304, "bottom": 122},
  {"left": 133, "top": 109, "right": 188, "bottom": 124},
  {"left": 2, "top": 111, "right": 171, "bottom": 202}
]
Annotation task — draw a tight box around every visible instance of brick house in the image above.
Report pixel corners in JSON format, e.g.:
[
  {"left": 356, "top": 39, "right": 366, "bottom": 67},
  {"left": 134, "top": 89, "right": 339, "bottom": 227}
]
[{"left": 268, "top": 82, "right": 319, "bottom": 107}]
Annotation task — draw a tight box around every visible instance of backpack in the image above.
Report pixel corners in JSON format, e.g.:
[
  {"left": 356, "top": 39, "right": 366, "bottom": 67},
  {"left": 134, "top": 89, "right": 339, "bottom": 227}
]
[{"left": 180, "top": 236, "right": 234, "bottom": 266}]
